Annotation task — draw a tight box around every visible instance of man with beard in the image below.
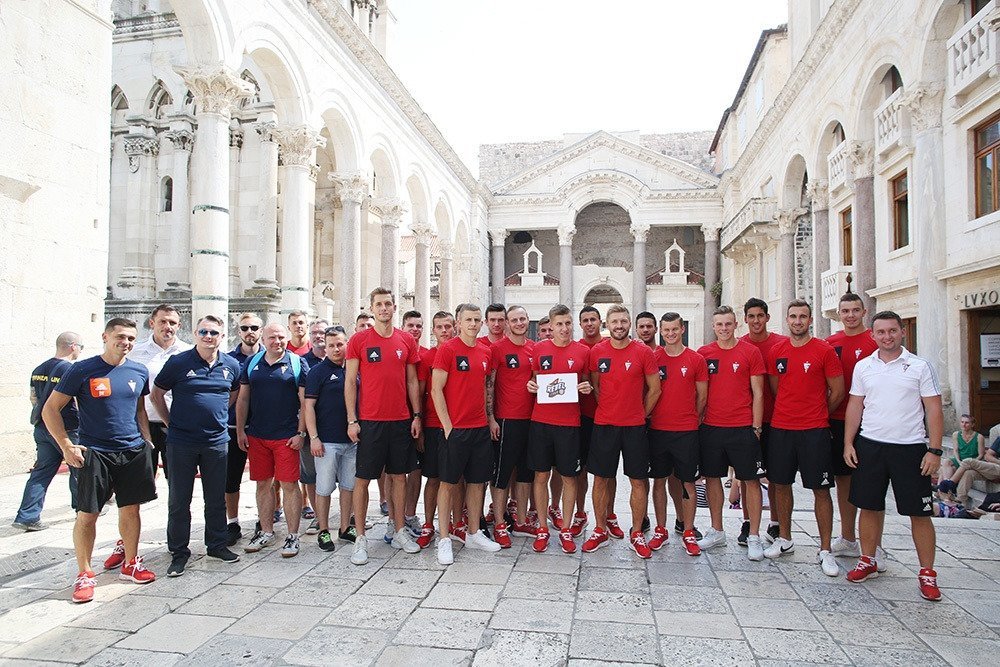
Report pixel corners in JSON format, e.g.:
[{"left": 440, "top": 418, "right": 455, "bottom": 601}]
[{"left": 225, "top": 313, "right": 262, "bottom": 544}]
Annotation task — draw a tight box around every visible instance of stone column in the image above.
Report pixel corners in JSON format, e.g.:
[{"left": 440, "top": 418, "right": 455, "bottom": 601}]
[
  {"left": 251, "top": 118, "right": 279, "bottom": 293},
  {"left": 119, "top": 133, "right": 159, "bottom": 298},
  {"left": 161, "top": 128, "right": 193, "bottom": 293},
  {"left": 558, "top": 225, "right": 576, "bottom": 308},
  {"left": 274, "top": 125, "right": 326, "bottom": 315},
  {"left": 371, "top": 197, "right": 407, "bottom": 294},
  {"left": 807, "top": 179, "right": 830, "bottom": 336},
  {"left": 228, "top": 120, "right": 243, "bottom": 296},
  {"left": 774, "top": 208, "right": 805, "bottom": 315},
  {"left": 412, "top": 223, "right": 434, "bottom": 342},
  {"left": 631, "top": 223, "right": 649, "bottom": 314},
  {"left": 176, "top": 65, "right": 254, "bottom": 327},
  {"left": 439, "top": 241, "right": 454, "bottom": 311},
  {"left": 330, "top": 171, "right": 368, "bottom": 322},
  {"left": 702, "top": 223, "right": 721, "bottom": 336},
  {"left": 490, "top": 229, "right": 509, "bottom": 304},
  {"left": 848, "top": 141, "right": 876, "bottom": 316}
]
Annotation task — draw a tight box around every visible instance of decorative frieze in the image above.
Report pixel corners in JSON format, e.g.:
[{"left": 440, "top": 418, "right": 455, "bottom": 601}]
[{"left": 123, "top": 136, "right": 159, "bottom": 172}]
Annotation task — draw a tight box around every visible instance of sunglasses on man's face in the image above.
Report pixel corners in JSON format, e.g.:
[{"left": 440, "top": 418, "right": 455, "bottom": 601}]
[
  {"left": 240, "top": 325, "right": 261, "bottom": 332},
  {"left": 197, "top": 329, "right": 222, "bottom": 337}
]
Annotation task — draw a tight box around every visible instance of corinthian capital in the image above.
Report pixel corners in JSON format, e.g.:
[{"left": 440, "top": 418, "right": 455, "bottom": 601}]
[
  {"left": 175, "top": 64, "right": 255, "bottom": 117},
  {"left": 253, "top": 121, "right": 277, "bottom": 143},
  {"left": 369, "top": 197, "right": 407, "bottom": 227},
  {"left": 490, "top": 228, "right": 510, "bottom": 247},
  {"left": 328, "top": 171, "right": 369, "bottom": 204},
  {"left": 774, "top": 208, "right": 807, "bottom": 236},
  {"left": 805, "top": 179, "right": 829, "bottom": 210},
  {"left": 163, "top": 130, "right": 194, "bottom": 152},
  {"left": 123, "top": 135, "right": 159, "bottom": 173},
  {"left": 411, "top": 223, "right": 435, "bottom": 246},
  {"left": 899, "top": 85, "right": 943, "bottom": 133},
  {"left": 630, "top": 222, "right": 650, "bottom": 243},
  {"left": 700, "top": 223, "right": 722, "bottom": 242},
  {"left": 272, "top": 124, "right": 327, "bottom": 167},
  {"left": 557, "top": 225, "right": 576, "bottom": 246},
  {"left": 846, "top": 140, "right": 874, "bottom": 179}
]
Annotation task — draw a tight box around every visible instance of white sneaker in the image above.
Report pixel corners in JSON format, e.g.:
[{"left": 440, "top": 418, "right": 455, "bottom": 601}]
[
  {"left": 437, "top": 537, "right": 454, "bottom": 565},
  {"left": 404, "top": 515, "right": 422, "bottom": 538},
  {"left": 383, "top": 524, "right": 395, "bottom": 545},
  {"left": 875, "top": 545, "right": 888, "bottom": 572},
  {"left": 465, "top": 529, "right": 501, "bottom": 552},
  {"left": 391, "top": 527, "right": 421, "bottom": 554},
  {"left": 830, "top": 537, "right": 860, "bottom": 556},
  {"left": 818, "top": 549, "right": 839, "bottom": 576},
  {"left": 764, "top": 537, "right": 795, "bottom": 559},
  {"left": 696, "top": 527, "right": 726, "bottom": 550},
  {"left": 747, "top": 535, "right": 764, "bottom": 561},
  {"left": 351, "top": 535, "right": 369, "bottom": 565}
]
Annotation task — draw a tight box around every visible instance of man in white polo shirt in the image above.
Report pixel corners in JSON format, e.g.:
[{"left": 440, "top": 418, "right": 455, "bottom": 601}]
[{"left": 842, "top": 310, "right": 944, "bottom": 601}]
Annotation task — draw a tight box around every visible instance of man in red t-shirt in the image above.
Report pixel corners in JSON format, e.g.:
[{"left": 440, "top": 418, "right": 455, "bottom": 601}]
[
  {"left": 286, "top": 311, "right": 311, "bottom": 356},
  {"left": 478, "top": 303, "right": 507, "bottom": 347},
  {"left": 431, "top": 304, "right": 501, "bottom": 564},
  {"left": 345, "top": 288, "right": 423, "bottom": 565},
  {"left": 826, "top": 292, "right": 878, "bottom": 558},
  {"left": 583, "top": 305, "right": 660, "bottom": 559},
  {"left": 536, "top": 317, "right": 553, "bottom": 341},
  {"left": 572, "top": 306, "right": 604, "bottom": 537},
  {"left": 527, "top": 304, "right": 592, "bottom": 554},
  {"left": 487, "top": 305, "right": 536, "bottom": 546},
  {"left": 399, "top": 310, "right": 428, "bottom": 539},
  {"left": 740, "top": 298, "right": 789, "bottom": 543},
  {"left": 649, "top": 313, "right": 708, "bottom": 556},
  {"left": 763, "top": 300, "right": 845, "bottom": 577},
  {"left": 697, "top": 306, "right": 766, "bottom": 561}
]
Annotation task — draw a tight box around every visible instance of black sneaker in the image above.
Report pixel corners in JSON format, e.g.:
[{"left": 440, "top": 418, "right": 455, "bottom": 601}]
[
  {"left": 765, "top": 523, "right": 781, "bottom": 544},
  {"left": 167, "top": 554, "right": 188, "bottom": 577},
  {"left": 479, "top": 516, "right": 491, "bottom": 539},
  {"left": 227, "top": 522, "right": 242, "bottom": 546},
  {"left": 207, "top": 547, "right": 241, "bottom": 563},
  {"left": 318, "top": 529, "right": 336, "bottom": 552},
  {"left": 737, "top": 520, "right": 750, "bottom": 547},
  {"left": 675, "top": 520, "right": 703, "bottom": 539},
  {"left": 339, "top": 526, "right": 357, "bottom": 543},
  {"left": 641, "top": 515, "right": 651, "bottom": 533}
]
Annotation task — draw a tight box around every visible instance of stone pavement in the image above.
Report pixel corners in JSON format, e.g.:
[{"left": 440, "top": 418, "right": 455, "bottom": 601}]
[{"left": 1, "top": 470, "right": 999, "bottom": 666}]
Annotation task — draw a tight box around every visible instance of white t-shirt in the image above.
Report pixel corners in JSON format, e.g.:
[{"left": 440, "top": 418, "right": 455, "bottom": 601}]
[
  {"left": 128, "top": 335, "right": 193, "bottom": 422},
  {"left": 850, "top": 347, "right": 940, "bottom": 445}
]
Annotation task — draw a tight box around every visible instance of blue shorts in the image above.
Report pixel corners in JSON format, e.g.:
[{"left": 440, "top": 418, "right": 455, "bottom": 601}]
[{"left": 314, "top": 442, "right": 357, "bottom": 496}]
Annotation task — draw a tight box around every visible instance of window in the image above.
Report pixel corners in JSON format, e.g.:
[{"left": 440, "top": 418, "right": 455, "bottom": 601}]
[
  {"left": 975, "top": 112, "right": 1000, "bottom": 218},
  {"left": 972, "top": 0, "right": 990, "bottom": 19},
  {"left": 840, "top": 207, "right": 853, "bottom": 265},
  {"left": 902, "top": 317, "right": 917, "bottom": 354},
  {"left": 891, "top": 171, "right": 909, "bottom": 250},
  {"left": 161, "top": 177, "right": 173, "bottom": 212},
  {"left": 881, "top": 66, "right": 903, "bottom": 99},
  {"left": 832, "top": 122, "right": 845, "bottom": 144}
]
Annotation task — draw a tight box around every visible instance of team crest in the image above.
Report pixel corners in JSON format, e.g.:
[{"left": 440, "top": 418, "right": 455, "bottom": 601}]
[
  {"left": 803, "top": 361, "right": 811, "bottom": 373},
  {"left": 624, "top": 361, "right": 632, "bottom": 371},
  {"left": 367, "top": 347, "right": 381, "bottom": 362},
  {"left": 854, "top": 348, "right": 862, "bottom": 359},
  {"left": 456, "top": 356, "right": 470, "bottom": 372},
  {"left": 658, "top": 366, "right": 667, "bottom": 380},
  {"left": 281, "top": 364, "right": 288, "bottom": 374},
  {"left": 775, "top": 358, "right": 788, "bottom": 374},
  {"left": 681, "top": 366, "right": 688, "bottom": 377},
  {"left": 222, "top": 368, "right": 230, "bottom": 379},
  {"left": 597, "top": 358, "right": 611, "bottom": 374},
  {"left": 396, "top": 349, "right": 403, "bottom": 359},
  {"left": 568, "top": 359, "right": 575, "bottom": 368},
  {"left": 732, "top": 362, "right": 740, "bottom": 373},
  {"left": 505, "top": 354, "right": 519, "bottom": 369},
  {"left": 127, "top": 380, "right": 137, "bottom": 393}
]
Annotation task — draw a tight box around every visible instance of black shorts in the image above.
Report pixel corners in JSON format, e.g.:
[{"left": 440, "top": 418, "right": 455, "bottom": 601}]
[
  {"left": 649, "top": 429, "right": 700, "bottom": 482},
  {"left": 356, "top": 420, "right": 416, "bottom": 480},
  {"left": 579, "top": 415, "right": 595, "bottom": 467},
  {"left": 759, "top": 423, "right": 772, "bottom": 467},
  {"left": 226, "top": 427, "right": 247, "bottom": 494},
  {"left": 440, "top": 427, "right": 494, "bottom": 485},
  {"left": 528, "top": 421, "right": 580, "bottom": 478},
  {"left": 494, "top": 419, "right": 532, "bottom": 489},
  {"left": 828, "top": 419, "right": 852, "bottom": 477},
  {"left": 849, "top": 436, "right": 932, "bottom": 516},
  {"left": 589, "top": 424, "right": 649, "bottom": 480},
  {"left": 699, "top": 425, "right": 765, "bottom": 481},
  {"left": 767, "top": 427, "right": 834, "bottom": 489},
  {"left": 78, "top": 443, "right": 157, "bottom": 514},
  {"left": 421, "top": 428, "right": 443, "bottom": 479}
]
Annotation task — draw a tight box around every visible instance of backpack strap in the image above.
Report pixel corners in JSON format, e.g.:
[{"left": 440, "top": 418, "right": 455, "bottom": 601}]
[
  {"left": 247, "top": 349, "right": 266, "bottom": 376},
  {"left": 248, "top": 350, "right": 301, "bottom": 381}
]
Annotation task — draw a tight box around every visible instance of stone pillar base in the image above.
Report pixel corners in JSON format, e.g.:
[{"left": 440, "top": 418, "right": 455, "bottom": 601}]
[{"left": 116, "top": 267, "right": 156, "bottom": 299}]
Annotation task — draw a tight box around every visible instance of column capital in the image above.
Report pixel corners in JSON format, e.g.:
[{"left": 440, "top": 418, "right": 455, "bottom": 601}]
[
  {"left": 805, "top": 179, "right": 829, "bottom": 210},
  {"left": 411, "top": 223, "right": 435, "bottom": 245},
  {"left": 369, "top": 196, "right": 407, "bottom": 227},
  {"left": 846, "top": 140, "right": 875, "bottom": 179},
  {"left": 557, "top": 224, "right": 576, "bottom": 246},
  {"left": 175, "top": 64, "right": 254, "bottom": 117},
  {"left": 272, "top": 124, "right": 327, "bottom": 168},
  {"left": 700, "top": 223, "right": 722, "bottom": 242},
  {"left": 630, "top": 222, "right": 650, "bottom": 243},
  {"left": 774, "top": 208, "right": 807, "bottom": 236},
  {"left": 329, "top": 171, "right": 369, "bottom": 204},
  {"left": 489, "top": 228, "right": 510, "bottom": 247},
  {"left": 163, "top": 129, "right": 194, "bottom": 152},
  {"left": 229, "top": 121, "right": 244, "bottom": 149},
  {"left": 123, "top": 135, "right": 159, "bottom": 172},
  {"left": 900, "top": 85, "right": 943, "bottom": 132},
  {"left": 253, "top": 120, "right": 277, "bottom": 143}
]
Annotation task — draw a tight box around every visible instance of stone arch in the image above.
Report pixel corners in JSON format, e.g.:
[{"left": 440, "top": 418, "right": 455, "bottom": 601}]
[
  {"left": 918, "top": 1, "right": 966, "bottom": 87},
  {"left": 145, "top": 80, "right": 174, "bottom": 119},
  {"left": 434, "top": 195, "right": 454, "bottom": 243},
  {"left": 314, "top": 95, "right": 362, "bottom": 172},
  {"left": 369, "top": 140, "right": 400, "bottom": 197},
  {"left": 405, "top": 170, "right": 430, "bottom": 231},
  {"left": 559, "top": 170, "right": 646, "bottom": 216},
  {"left": 811, "top": 114, "right": 848, "bottom": 180},
  {"left": 111, "top": 85, "right": 129, "bottom": 125},
  {"left": 578, "top": 277, "right": 628, "bottom": 306},
  {"left": 238, "top": 25, "right": 310, "bottom": 124},
  {"left": 852, "top": 56, "right": 908, "bottom": 143},
  {"left": 169, "top": 0, "right": 234, "bottom": 65},
  {"left": 779, "top": 154, "right": 809, "bottom": 210}
]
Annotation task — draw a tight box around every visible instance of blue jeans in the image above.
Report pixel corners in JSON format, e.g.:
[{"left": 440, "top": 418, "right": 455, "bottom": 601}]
[
  {"left": 166, "top": 441, "right": 228, "bottom": 556},
  {"left": 15, "top": 426, "right": 79, "bottom": 524}
]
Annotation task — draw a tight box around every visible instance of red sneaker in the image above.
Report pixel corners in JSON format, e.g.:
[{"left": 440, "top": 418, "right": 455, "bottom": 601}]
[
  {"left": 630, "top": 530, "right": 652, "bottom": 559},
  {"left": 104, "top": 539, "right": 126, "bottom": 570},
  {"left": 918, "top": 567, "right": 942, "bottom": 601},
  {"left": 532, "top": 530, "right": 550, "bottom": 553},
  {"left": 120, "top": 555, "right": 156, "bottom": 584},
  {"left": 72, "top": 570, "right": 96, "bottom": 603},
  {"left": 682, "top": 529, "right": 701, "bottom": 556},
  {"left": 559, "top": 531, "right": 576, "bottom": 554},
  {"left": 647, "top": 525, "right": 669, "bottom": 551},
  {"left": 569, "top": 512, "right": 588, "bottom": 537},
  {"left": 485, "top": 503, "right": 495, "bottom": 524},
  {"left": 449, "top": 522, "right": 467, "bottom": 544},
  {"left": 582, "top": 527, "right": 609, "bottom": 553},
  {"left": 416, "top": 522, "right": 435, "bottom": 549},
  {"left": 846, "top": 555, "right": 879, "bottom": 583},
  {"left": 548, "top": 505, "right": 563, "bottom": 530},
  {"left": 606, "top": 514, "right": 625, "bottom": 539},
  {"left": 494, "top": 522, "right": 512, "bottom": 549},
  {"left": 526, "top": 509, "right": 539, "bottom": 528},
  {"left": 511, "top": 521, "right": 537, "bottom": 537}
]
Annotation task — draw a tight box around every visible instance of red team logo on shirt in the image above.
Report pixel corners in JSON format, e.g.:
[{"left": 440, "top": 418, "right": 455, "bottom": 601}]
[{"left": 89, "top": 378, "right": 112, "bottom": 398}]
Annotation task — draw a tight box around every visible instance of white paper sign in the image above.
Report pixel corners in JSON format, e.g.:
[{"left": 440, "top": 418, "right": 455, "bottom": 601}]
[
  {"left": 982, "top": 334, "right": 1000, "bottom": 368},
  {"left": 536, "top": 373, "right": 579, "bottom": 404}
]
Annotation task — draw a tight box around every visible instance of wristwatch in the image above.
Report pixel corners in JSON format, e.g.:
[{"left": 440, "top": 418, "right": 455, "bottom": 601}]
[
  {"left": 412, "top": 412, "right": 423, "bottom": 419},
  {"left": 349, "top": 420, "right": 360, "bottom": 426},
  {"left": 297, "top": 431, "right": 308, "bottom": 438},
  {"left": 752, "top": 426, "right": 763, "bottom": 436},
  {"left": 927, "top": 448, "right": 944, "bottom": 456}
]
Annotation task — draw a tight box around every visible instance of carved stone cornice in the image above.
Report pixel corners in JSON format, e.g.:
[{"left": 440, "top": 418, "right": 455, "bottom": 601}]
[
  {"left": 700, "top": 223, "right": 722, "bottom": 243},
  {"left": 328, "top": 171, "right": 368, "bottom": 204},
  {"left": 123, "top": 135, "right": 159, "bottom": 172},
  {"left": 774, "top": 207, "right": 808, "bottom": 236},
  {"left": 489, "top": 228, "right": 510, "bottom": 247},
  {"left": 557, "top": 225, "right": 576, "bottom": 246},
  {"left": 175, "top": 64, "right": 255, "bottom": 117},
  {"left": 805, "top": 179, "right": 829, "bottom": 211},
  {"left": 273, "top": 124, "right": 327, "bottom": 168},
  {"left": 630, "top": 222, "right": 650, "bottom": 243},
  {"left": 253, "top": 121, "right": 277, "bottom": 143},
  {"left": 899, "top": 85, "right": 943, "bottom": 133},
  {"left": 411, "top": 223, "right": 435, "bottom": 246},
  {"left": 369, "top": 196, "right": 407, "bottom": 227},
  {"left": 491, "top": 187, "right": 719, "bottom": 208},
  {"left": 163, "top": 130, "right": 194, "bottom": 152},
  {"left": 846, "top": 141, "right": 875, "bottom": 180}
]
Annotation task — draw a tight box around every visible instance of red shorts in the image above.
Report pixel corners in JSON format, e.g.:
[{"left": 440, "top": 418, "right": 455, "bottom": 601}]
[{"left": 247, "top": 436, "right": 300, "bottom": 483}]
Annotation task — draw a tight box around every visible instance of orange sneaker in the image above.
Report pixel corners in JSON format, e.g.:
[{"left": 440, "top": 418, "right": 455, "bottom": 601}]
[
  {"left": 72, "top": 571, "right": 97, "bottom": 603},
  {"left": 120, "top": 555, "right": 156, "bottom": 584}
]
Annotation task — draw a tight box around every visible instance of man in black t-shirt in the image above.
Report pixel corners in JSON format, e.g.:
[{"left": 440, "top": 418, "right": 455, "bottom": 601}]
[{"left": 13, "top": 332, "right": 83, "bottom": 531}]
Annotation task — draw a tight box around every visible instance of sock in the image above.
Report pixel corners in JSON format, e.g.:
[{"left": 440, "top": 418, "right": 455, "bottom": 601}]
[
  {"left": 768, "top": 520, "right": 779, "bottom": 528},
  {"left": 227, "top": 517, "right": 238, "bottom": 525}
]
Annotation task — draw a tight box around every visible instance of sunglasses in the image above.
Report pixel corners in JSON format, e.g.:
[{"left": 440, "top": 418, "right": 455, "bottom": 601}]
[
  {"left": 197, "top": 329, "right": 222, "bottom": 337},
  {"left": 324, "top": 325, "right": 347, "bottom": 335},
  {"left": 239, "top": 325, "right": 261, "bottom": 332}
]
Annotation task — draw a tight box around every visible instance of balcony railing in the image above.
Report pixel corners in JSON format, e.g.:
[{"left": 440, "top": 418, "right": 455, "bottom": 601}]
[
  {"left": 828, "top": 140, "right": 852, "bottom": 193},
  {"left": 874, "top": 88, "right": 910, "bottom": 156},
  {"left": 947, "top": 0, "right": 1000, "bottom": 104},
  {"left": 820, "top": 265, "right": 854, "bottom": 318},
  {"left": 720, "top": 197, "right": 777, "bottom": 250}
]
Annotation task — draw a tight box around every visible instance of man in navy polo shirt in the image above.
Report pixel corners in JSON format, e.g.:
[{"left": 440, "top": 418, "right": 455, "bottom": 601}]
[
  {"left": 44, "top": 318, "right": 157, "bottom": 603},
  {"left": 225, "top": 312, "right": 262, "bottom": 544},
  {"left": 152, "top": 315, "right": 242, "bottom": 576},
  {"left": 235, "top": 322, "right": 310, "bottom": 557}
]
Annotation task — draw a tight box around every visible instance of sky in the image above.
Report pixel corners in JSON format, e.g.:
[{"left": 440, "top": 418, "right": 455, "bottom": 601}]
[{"left": 389, "top": 0, "right": 789, "bottom": 175}]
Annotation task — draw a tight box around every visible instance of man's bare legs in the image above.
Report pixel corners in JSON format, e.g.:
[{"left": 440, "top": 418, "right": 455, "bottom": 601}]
[
  {"left": 257, "top": 479, "right": 277, "bottom": 532},
  {"left": 74, "top": 512, "right": 99, "bottom": 572},
  {"left": 835, "top": 474, "right": 857, "bottom": 542}
]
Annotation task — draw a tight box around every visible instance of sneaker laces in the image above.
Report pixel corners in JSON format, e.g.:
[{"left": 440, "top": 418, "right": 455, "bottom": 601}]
[
  {"left": 854, "top": 557, "right": 875, "bottom": 572},
  {"left": 284, "top": 535, "right": 297, "bottom": 549},
  {"left": 918, "top": 570, "right": 937, "bottom": 586},
  {"left": 75, "top": 573, "right": 96, "bottom": 589},
  {"left": 631, "top": 533, "right": 648, "bottom": 547},
  {"left": 128, "top": 556, "right": 147, "bottom": 573}
]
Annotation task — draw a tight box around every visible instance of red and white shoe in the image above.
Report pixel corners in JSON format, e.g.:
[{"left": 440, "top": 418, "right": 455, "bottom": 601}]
[
  {"left": 606, "top": 514, "right": 625, "bottom": 539},
  {"left": 484, "top": 503, "right": 495, "bottom": 524},
  {"left": 548, "top": 506, "right": 563, "bottom": 530},
  {"left": 682, "top": 529, "right": 701, "bottom": 556},
  {"left": 532, "top": 530, "right": 550, "bottom": 553},
  {"left": 120, "top": 555, "right": 156, "bottom": 584},
  {"left": 918, "top": 567, "right": 942, "bottom": 601},
  {"left": 511, "top": 521, "right": 537, "bottom": 537},
  {"left": 647, "top": 525, "right": 669, "bottom": 551},
  {"left": 630, "top": 530, "right": 652, "bottom": 560},
  {"left": 526, "top": 509, "right": 539, "bottom": 528},
  {"left": 506, "top": 498, "right": 518, "bottom": 518},
  {"left": 416, "top": 522, "right": 435, "bottom": 549},
  {"left": 104, "top": 539, "right": 126, "bottom": 570},
  {"left": 72, "top": 570, "right": 97, "bottom": 603},
  {"left": 494, "top": 522, "right": 512, "bottom": 549},
  {"left": 582, "top": 527, "right": 609, "bottom": 553},
  {"left": 846, "top": 555, "right": 879, "bottom": 583},
  {"left": 559, "top": 531, "right": 576, "bottom": 554},
  {"left": 569, "top": 512, "right": 588, "bottom": 537},
  {"left": 449, "top": 522, "right": 467, "bottom": 544}
]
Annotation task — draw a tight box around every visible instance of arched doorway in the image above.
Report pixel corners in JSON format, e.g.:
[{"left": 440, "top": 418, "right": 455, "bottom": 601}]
[{"left": 583, "top": 283, "right": 624, "bottom": 333}]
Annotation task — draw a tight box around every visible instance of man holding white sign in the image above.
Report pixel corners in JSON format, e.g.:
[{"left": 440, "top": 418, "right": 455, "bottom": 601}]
[{"left": 527, "top": 304, "right": 592, "bottom": 554}]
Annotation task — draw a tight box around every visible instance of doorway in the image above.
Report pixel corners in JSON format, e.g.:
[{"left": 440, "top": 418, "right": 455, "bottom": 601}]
[{"left": 968, "top": 307, "right": 1000, "bottom": 431}]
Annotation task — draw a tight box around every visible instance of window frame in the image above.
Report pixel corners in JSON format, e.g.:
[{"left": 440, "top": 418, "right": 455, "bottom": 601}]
[
  {"left": 901, "top": 317, "right": 917, "bottom": 354},
  {"left": 890, "top": 170, "right": 910, "bottom": 250},
  {"left": 840, "top": 206, "right": 853, "bottom": 266},
  {"left": 974, "top": 110, "right": 1000, "bottom": 219}
]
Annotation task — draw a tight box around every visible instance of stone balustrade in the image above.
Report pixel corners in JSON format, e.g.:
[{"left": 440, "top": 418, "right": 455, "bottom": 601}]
[
  {"left": 820, "top": 265, "right": 854, "bottom": 319},
  {"left": 874, "top": 87, "right": 911, "bottom": 156},
  {"left": 947, "top": 0, "right": 1000, "bottom": 104},
  {"left": 828, "top": 140, "right": 852, "bottom": 193},
  {"left": 720, "top": 197, "right": 777, "bottom": 250}
]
